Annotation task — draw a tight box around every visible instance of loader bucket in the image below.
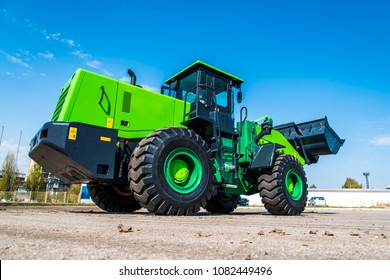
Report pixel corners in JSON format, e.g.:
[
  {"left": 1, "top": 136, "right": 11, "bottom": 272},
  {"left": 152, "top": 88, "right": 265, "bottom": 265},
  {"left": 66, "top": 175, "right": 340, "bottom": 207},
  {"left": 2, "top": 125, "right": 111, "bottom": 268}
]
[{"left": 274, "top": 117, "right": 345, "bottom": 164}]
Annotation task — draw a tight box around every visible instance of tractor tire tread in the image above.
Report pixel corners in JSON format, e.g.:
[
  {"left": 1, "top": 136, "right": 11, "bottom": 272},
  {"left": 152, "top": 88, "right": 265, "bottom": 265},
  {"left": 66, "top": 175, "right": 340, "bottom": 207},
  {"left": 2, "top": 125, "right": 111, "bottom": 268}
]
[
  {"left": 88, "top": 183, "right": 141, "bottom": 213},
  {"left": 257, "top": 154, "right": 308, "bottom": 215},
  {"left": 128, "top": 127, "right": 214, "bottom": 216}
]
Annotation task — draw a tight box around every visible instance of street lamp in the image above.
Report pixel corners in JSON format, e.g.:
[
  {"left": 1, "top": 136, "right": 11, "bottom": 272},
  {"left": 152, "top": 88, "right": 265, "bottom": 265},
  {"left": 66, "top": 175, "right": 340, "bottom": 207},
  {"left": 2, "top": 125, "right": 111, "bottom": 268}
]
[{"left": 363, "top": 172, "right": 370, "bottom": 189}]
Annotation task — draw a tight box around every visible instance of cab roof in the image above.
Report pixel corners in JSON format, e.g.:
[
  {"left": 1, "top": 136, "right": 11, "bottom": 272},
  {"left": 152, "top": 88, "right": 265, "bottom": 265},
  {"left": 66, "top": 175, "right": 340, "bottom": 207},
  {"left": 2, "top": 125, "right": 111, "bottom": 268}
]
[{"left": 165, "top": 60, "right": 244, "bottom": 85}]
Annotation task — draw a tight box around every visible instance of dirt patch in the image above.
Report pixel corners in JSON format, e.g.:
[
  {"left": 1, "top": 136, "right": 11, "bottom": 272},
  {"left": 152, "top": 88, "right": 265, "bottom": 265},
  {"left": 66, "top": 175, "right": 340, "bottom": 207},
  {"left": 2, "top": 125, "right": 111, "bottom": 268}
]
[{"left": 0, "top": 206, "right": 389, "bottom": 260}]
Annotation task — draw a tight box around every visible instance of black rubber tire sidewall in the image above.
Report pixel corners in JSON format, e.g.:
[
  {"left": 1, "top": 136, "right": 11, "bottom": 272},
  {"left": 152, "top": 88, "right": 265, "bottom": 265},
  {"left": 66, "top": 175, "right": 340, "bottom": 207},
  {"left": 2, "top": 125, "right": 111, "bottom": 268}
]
[
  {"left": 129, "top": 127, "right": 215, "bottom": 215},
  {"left": 88, "top": 183, "right": 141, "bottom": 213},
  {"left": 282, "top": 158, "right": 308, "bottom": 209},
  {"left": 153, "top": 134, "right": 213, "bottom": 207},
  {"left": 258, "top": 154, "right": 308, "bottom": 215},
  {"left": 205, "top": 194, "right": 240, "bottom": 214}
]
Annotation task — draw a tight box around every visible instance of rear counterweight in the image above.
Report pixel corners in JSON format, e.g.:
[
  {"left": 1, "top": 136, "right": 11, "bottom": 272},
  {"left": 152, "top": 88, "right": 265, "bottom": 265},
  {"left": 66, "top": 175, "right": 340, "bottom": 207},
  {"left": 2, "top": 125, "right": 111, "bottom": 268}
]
[{"left": 29, "top": 122, "right": 121, "bottom": 184}]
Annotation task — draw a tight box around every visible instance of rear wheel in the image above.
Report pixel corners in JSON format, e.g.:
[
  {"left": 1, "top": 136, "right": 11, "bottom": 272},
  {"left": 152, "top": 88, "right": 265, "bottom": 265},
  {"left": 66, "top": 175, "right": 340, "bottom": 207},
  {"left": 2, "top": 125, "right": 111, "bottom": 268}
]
[
  {"left": 88, "top": 183, "right": 141, "bottom": 212},
  {"left": 205, "top": 194, "right": 240, "bottom": 214},
  {"left": 258, "top": 154, "right": 308, "bottom": 215},
  {"left": 128, "top": 127, "right": 215, "bottom": 215}
]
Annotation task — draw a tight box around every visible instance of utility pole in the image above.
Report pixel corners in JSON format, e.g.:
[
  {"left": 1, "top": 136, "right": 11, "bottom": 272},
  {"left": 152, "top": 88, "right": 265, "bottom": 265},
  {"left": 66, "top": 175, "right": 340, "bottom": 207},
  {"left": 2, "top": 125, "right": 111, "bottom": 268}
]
[
  {"left": 363, "top": 172, "right": 370, "bottom": 189},
  {"left": 0, "top": 125, "right": 4, "bottom": 146},
  {"left": 16, "top": 130, "right": 22, "bottom": 169}
]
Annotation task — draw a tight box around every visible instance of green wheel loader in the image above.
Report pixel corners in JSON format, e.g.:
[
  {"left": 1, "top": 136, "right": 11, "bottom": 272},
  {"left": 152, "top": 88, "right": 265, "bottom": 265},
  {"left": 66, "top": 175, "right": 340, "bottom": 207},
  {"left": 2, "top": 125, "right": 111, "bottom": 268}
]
[{"left": 29, "top": 61, "right": 344, "bottom": 215}]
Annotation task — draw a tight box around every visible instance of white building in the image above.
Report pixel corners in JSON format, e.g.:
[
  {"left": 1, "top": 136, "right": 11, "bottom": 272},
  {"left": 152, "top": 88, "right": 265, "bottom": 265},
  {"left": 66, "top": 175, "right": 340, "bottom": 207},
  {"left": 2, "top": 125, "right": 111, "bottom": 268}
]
[
  {"left": 307, "top": 188, "right": 390, "bottom": 207},
  {"left": 245, "top": 188, "right": 390, "bottom": 207}
]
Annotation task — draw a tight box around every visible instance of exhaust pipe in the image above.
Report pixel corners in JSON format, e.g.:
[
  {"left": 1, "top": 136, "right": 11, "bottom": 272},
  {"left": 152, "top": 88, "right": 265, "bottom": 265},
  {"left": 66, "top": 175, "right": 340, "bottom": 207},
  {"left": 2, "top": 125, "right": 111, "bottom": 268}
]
[{"left": 127, "top": 69, "right": 137, "bottom": 85}]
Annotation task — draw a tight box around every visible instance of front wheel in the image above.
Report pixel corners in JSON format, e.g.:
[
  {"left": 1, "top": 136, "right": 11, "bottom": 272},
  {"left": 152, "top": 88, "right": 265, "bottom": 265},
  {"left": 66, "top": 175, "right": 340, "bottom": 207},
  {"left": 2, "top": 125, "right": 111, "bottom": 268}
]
[{"left": 258, "top": 154, "right": 308, "bottom": 215}]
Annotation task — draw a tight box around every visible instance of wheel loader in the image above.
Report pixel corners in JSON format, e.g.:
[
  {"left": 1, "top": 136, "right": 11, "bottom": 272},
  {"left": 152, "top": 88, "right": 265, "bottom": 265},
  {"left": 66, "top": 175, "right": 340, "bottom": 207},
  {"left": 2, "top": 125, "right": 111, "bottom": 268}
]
[{"left": 29, "top": 61, "right": 344, "bottom": 215}]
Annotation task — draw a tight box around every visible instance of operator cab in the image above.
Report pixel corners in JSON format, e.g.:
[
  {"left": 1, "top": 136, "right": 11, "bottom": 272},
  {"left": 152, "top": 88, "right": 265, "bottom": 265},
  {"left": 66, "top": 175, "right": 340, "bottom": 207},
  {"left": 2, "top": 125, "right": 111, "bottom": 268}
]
[{"left": 163, "top": 61, "right": 244, "bottom": 138}]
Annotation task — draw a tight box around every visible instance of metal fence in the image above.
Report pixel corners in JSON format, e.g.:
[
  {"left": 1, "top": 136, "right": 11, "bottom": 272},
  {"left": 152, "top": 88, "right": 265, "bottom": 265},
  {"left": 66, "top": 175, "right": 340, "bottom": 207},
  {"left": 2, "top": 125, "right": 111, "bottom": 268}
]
[{"left": 0, "top": 191, "right": 84, "bottom": 204}]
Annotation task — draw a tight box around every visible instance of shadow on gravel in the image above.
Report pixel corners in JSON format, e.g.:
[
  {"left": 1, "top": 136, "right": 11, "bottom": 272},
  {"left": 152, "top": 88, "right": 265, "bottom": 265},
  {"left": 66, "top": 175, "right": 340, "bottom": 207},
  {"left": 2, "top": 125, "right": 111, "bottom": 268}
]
[
  {"left": 66, "top": 209, "right": 149, "bottom": 215},
  {"left": 66, "top": 207, "right": 339, "bottom": 216},
  {"left": 304, "top": 210, "right": 338, "bottom": 215},
  {"left": 67, "top": 209, "right": 267, "bottom": 216}
]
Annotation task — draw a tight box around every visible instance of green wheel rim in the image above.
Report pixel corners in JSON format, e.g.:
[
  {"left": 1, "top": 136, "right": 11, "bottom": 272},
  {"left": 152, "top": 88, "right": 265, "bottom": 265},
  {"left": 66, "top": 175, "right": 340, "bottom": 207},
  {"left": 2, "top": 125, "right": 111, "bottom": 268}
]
[
  {"left": 164, "top": 148, "right": 202, "bottom": 194},
  {"left": 285, "top": 169, "right": 303, "bottom": 201}
]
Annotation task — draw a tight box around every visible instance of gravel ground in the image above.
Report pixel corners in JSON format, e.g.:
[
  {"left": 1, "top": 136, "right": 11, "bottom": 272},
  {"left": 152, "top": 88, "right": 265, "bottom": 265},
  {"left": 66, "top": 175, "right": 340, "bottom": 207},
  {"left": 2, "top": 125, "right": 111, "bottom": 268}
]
[{"left": 0, "top": 205, "right": 389, "bottom": 260}]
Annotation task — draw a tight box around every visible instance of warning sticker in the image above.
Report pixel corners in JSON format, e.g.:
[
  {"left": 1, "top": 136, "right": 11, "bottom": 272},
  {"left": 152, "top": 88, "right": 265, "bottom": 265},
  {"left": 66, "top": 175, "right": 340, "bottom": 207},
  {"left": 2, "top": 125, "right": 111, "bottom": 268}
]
[
  {"left": 107, "top": 118, "right": 113, "bottom": 128},
  {"left": 68, "top": 127, "right": 77, "bottom": 140},
  {"left": 100, "top": 136, "right": 111, "bottom": 142}
]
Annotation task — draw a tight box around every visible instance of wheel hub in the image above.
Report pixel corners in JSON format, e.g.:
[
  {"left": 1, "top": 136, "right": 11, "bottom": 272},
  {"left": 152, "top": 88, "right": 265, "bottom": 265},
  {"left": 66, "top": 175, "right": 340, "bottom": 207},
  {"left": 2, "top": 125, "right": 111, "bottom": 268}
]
[
  {"left": 164, "top": 148, "right": 202, "bottom": 194},
  {"left": 170, "top": 159, "right": 190, "bottom": 184},
  {"left": 286, "top": 169, "right": 303, "bottom": 201}
]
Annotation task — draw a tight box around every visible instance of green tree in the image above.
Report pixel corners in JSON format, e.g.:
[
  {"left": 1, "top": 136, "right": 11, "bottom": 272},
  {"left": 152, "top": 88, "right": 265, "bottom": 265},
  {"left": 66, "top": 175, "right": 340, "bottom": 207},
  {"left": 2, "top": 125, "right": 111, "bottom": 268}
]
[
  {"left": 0, "top": 152, "right": 19, "bottom": 192},
  {"left": 342, "top": 177, "right": 363, "bottom": 189},
  {"left": 25, "top": 162, "right": 45, "bottom": 191}
]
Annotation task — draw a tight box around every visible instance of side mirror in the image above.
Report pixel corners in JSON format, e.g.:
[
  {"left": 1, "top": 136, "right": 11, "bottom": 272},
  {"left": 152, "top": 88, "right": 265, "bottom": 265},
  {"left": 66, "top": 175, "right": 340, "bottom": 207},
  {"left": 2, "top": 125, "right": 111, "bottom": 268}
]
[
  {"left": 237, "top": 91, "right": 242, "bottom": 104},
  {"left": 170, "top": 79, "right": 180, "bottom": 90}
]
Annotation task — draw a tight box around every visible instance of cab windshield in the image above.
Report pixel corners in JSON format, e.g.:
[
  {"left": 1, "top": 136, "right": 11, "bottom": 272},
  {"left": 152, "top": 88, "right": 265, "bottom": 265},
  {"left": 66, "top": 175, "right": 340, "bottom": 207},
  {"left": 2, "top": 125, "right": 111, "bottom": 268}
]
[{"left": 167, "top": 69, "right": 233, "bottom": 115}]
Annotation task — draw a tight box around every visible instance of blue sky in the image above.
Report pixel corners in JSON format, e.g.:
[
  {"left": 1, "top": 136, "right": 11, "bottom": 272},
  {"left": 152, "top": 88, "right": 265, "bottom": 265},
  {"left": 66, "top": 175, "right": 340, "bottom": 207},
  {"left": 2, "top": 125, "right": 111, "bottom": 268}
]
[{"left": 0, "top": 0, "right": 389, "bottom": 188}]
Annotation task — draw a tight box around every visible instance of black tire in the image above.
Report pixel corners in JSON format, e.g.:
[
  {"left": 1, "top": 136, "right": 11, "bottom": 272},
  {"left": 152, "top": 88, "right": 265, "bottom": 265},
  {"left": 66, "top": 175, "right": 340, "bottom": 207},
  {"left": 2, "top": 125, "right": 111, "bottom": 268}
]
[
  {"left": 128, "top": 127, "right": 215, "bottom": 215},
  {"left": 258, "top": 154, "right": 308, "bottom": 215},
  {"left": 205, "top": 194, "right": 240, "bottom": 214},
  {"left": 88, "top": 183, "right": 141, "bottom": 212}
]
